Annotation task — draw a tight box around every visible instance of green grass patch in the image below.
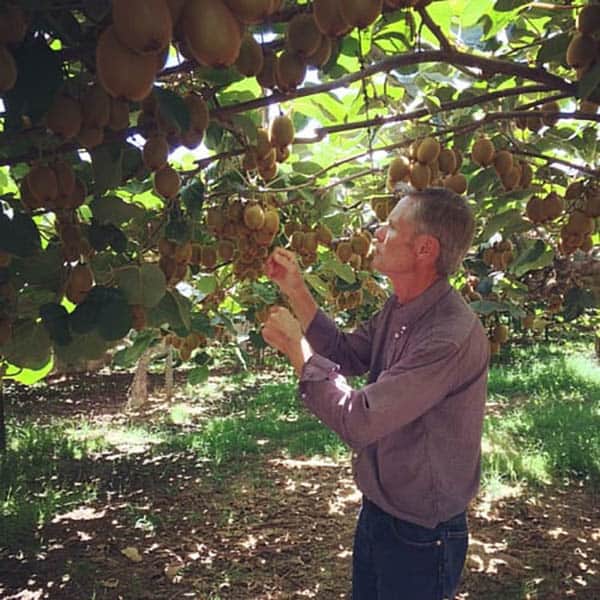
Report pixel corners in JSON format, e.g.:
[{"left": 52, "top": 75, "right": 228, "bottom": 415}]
[{"left": 483, "top": 343, "right": 600, "bottom": 491}]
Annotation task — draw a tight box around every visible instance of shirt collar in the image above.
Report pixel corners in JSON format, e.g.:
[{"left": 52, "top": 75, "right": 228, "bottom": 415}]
[{"left": 392, "top": 277, "right": 451, "bottom": 324}]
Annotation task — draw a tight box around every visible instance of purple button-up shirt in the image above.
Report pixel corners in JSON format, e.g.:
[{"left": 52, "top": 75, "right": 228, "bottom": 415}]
[{"left": 299, "top": 278, "right": 489, "bottom": 528}]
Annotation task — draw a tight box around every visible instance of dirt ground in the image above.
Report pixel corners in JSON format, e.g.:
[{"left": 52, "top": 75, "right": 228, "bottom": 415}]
[{"left": 1, "top": 372, "right": 599, "bottom": 599}]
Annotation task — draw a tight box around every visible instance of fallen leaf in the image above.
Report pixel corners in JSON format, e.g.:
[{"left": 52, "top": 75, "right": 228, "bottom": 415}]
[{"left": 121, "top": 546, "right": 143, "bottom": 562}]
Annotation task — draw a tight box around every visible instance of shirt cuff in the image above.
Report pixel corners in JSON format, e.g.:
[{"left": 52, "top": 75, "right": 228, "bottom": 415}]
[{"left": 300, "top": 352, "right": 340, "bottom": 382}]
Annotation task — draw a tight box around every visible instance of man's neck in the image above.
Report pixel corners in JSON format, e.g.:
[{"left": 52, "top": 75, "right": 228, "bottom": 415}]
[{"left": 390, "top": 271, "right": 441, "bottom": 305}]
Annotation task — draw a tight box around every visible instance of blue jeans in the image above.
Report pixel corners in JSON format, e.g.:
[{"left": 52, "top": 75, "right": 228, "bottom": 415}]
[{"left": 352, "top": 497, "right": 468, "bottom": 600}]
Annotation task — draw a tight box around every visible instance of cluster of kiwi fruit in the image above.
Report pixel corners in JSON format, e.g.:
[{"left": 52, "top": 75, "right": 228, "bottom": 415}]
[
  {"left": 559, "top": 210, "right": 596, "bottom": 254},
  {"left": 0, "top": 4, "right": 27, "bottom": 93},
  {"left": 482, "top": 239, "right": 514, "bottom": 272},
  {"left": 566, "top": 180, "right": 600, "bottom": 219},
  {"left": 242, "top": 115, "right": 295, "bottom": 182},
  {"left": 158, "top": 238, "right": 194, "bottom": 286},
  {"left": 139, "top": 90, "right": 210, "bottom": 152},
  {"left": 330, "top": 286, "right": 365, "bottom": 311},
  {"left": 525, "top": 191, "right": 565, "bottom": 224},
  {"left": 204, "top": 196, "right": 281, "bottom": 280},
  {"left": 20, "top": 161, "right": 87, "bottom": 213},
  {"left": 286, "top": 222, "right": 334, "bottom": 267},
  {"left": 566, "top": 4, "right": 600, "bottom": 113},
  {"left": 472, "top": 137, "right": 533, "bottom": 191},
  {"left": 333, "top": 230, "right": 373, "bottom": 271},
  {"left": 514, "top": 100, "right": 563, "bottom": 132},
  {"left": 46, "top": 84, "right": 130, "bottom": 150},
  {"left": 387, "top": 137, "right": 467, "bottom": 195},
  {"left": 488, "top": 323, "right": 509, "bottom": 355},
  {"left": 56, "top": 215, "right": 92, "bottom": 264},
  {"left": 164, "top": 331, "right": 206, "bottom": 362}
]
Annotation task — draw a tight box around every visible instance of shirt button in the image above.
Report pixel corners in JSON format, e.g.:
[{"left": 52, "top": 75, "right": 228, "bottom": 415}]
[{"left": 394, "top": 332, "right": 400, "bottom": 339}]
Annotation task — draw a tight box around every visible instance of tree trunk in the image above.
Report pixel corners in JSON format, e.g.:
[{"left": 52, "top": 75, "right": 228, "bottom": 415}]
[
  {"left": 165, "top": 345, "right": 174, "bottom": 401},
  {"left": 126, "top": 346, "right": 153, "bottom": 410}
]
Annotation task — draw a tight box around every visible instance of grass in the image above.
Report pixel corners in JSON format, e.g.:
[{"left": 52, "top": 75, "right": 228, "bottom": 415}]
[{"left": 1, "top": 339, "right": 598, "bottom": 555}]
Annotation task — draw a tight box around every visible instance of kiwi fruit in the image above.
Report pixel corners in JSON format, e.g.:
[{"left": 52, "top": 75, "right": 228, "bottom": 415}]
[
  {"left": 388, "top": 156, "right": 410, "bottom": 182},
  {"left": 443, "top": 173, "right": 467, "bottom": 195},
  {"left": 492, "top": 324, "right": 509, "bottom": 344},
  {"left": 577, "top": 5, "right": 600, "bottom": 36},
  {"left": 313, "top": 0, "right": 352, "bottom": 37},
  {"left": 306, "top": 35, "right": 332, "bottom": 68},
  {"left": 416, "top": 137, "right": 441, "bottom": 165},
  {"left": 493, "top": 150, "right": 513, "bottom": 177},
  {"left": 78, "top": 126, "right": 104, "bottom": 150},
  {"left": 182, "top": 0, "right": 241, "bottom": 67},
  {"left": 0, "top": 44, "right": 17, "bottom": 93},
  {"left": 340, "top": 0, "right": 384, "bottom": 29},
  {"left": 143, "top": 135, "right": 169, "bottom": 172},
  {"left": 566, "top": 33, "right": 596, "bottom": 70},
  {"left": 542, "top": 192, "right": 564, "bottom": 221},
  {"left": 108, "top": 98, "right": 130, "bottom": 131},
  {"left": 410, "top": 163, "right": 431, "bottom": 190},
  {"left": 81, "top": 83, "right": 111, "bottom": 129},
  {"left": 112, "top": 0, "right": 172, "bottom": 55},
  {"left": 0, "top": 4, "right": 28, "bottom": 45},
  {"left": 270, "top": 114, "right": 295, "bottom": 147},
  {"left": 541, "top": 100, "right": 560, "bottom": 127},
  {"left": 184, "top": 93, "right": 210, "bottom": 133},
  {"left": 275, "top": 50, "right": 307, "bottom": 92},
  {"left": 46, "top": 94, "right": 83, "bottom": 140},
  {"left": 336, "top": 241, "right": 353, "bottom": 263},
  {"left": 96, "top": 26, "right": 158, "bottom": 101},
  {"left": 236, "top": 33, "right": 264, "bottom": 77},
  {"left": 437, "top": 148, "right": 457, "bottom": 175},
  {"left": 286, "top": 13, "right": 322, "bottom": 58},
  {"left": 525, "top": 195, "right": 544, "bottom": 224},
  {"left": 154, "top": 165, "right": 181, "bottom": 198},
  {"left": 244, "top": 204, "right": 266, "bottom": 230},
  {"left": 27, "top": 165, "right": 58, "bottom": 205},
  {"left": 53, "top": 160, "right": 76, "bottom": 202},
  {"left": 223, "top": 0, "right": 273, "bottom": 24},
  {"left": 471, "top": 137, "right": 495, "bottom": 167},
  {"left": 256, "top": 49, "right": 277, "bottom": 89}
]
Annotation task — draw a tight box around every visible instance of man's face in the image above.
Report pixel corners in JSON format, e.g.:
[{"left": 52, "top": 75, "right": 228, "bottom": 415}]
[{"left": 371, "top": 196, "right": 420, "bottom": 277}]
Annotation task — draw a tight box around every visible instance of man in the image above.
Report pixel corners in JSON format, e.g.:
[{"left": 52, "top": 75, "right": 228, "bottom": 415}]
[{"left": 262, "top": 187, "right": 489, "bottom": 600}]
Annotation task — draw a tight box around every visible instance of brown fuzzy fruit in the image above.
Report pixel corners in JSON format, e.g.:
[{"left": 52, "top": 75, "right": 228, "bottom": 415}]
[
  {"left": 492, "top": 324, "right": 509, "bottom": 344},
  {"left": 286, "top": 14, "right": 322, "bottom": 58},
  {"left": 388, "top": 156, "right": 410, "bottom": 182},
  {"left": 112, "top": 0, "right": 172, "bottom": 55},
  {"left": 154, "top": 165, "right": 181, "bottom": 198},
  {"left": 526, "top": 195, "right": 544, "bottom": 224},
  {"left": 108, "top": 98, "right": 130, "bottom": 131},
  {"left": 351, "top": 232, "right": 370, "bottom": 257},
  {"left": 143, "top": 135, "right": 169, "bottom": 172},
  {"left": 223, "top": 0, "right": 273, "bottom": 24},
  {"left": 78, "top": 127, "right": 104, "bottom": 150},
  {"left": 577, "top": 4, "right": 600, "bottom": 35},
  {"left": 306, "top": 35, "right": 332, "bottom": 67},
  {"left": 275, "top": 50, "right": 307, "bottom": 92},
  {"left": 542, "top": 192, "right": 564, "bottom": 221},
  {"left": 493, "top": 150, "right": 513, "bottom": 177},
  {"left": 566, "top": 33, "right": 596, "bottom": 70},
  {"left": 64, "top": 178, "right": 87, "bottom": 210},
  {"left": 336, "top": 241, "right": 353, "bottom": 263},
  {"left": 184, "top": 93, "right": 210, "bottom": 133},
  {"left": 96, "top": 26, "right": 158, "bottom": 101},
  {"left": 69, "top": 263, "right": 94, "bottom": 292},
  {"left": 519, "top": 162, "right": 533, "bottom": 188},
  {"left": 472, "top": 137, "right": 495, "bottom": 167},
  {"left": 567, "top": 210, "right": 594, "bottom": 235},
  {"left": 270, "top": 114, "right": 295, "bottom": 147},
  {"left": 443, "top": 173, "right": 467, "bottom": 195},
  {"left": 410, "top": 163, "right": 431, "bottom": 190},
  {"left": 46, "top": 94, "right": 82, "bottom": 140},
  {"left": 541, "top": 101, "right": 560, "bottom": 127},
  {"left": 182, "top": 0, "right": 241, "bottom": 67},
  {"left": 256, "top": 49, "right": 277, "bottom": 89},
  {"left": 81, "top": 84, "right": 111, "bottom": 129},
  {"left": 0, "top": 44, "right": 17, "bottom": 93},
  {"left": 0, "top": 5, "right": 28, "bottom": 45},
  {"left": 27, "top": 165, "right": 58, "bottom": 205},
  {"left": 262, "top": 209, "right": 280, "bottom": 234},
  {"left": 416, "top": 137, "right": 441, "bottom": 165},
  {"left": 53, "top": 160, "right": 76, "bottom": 202},
  {"left": 340, "top": 0, "right": 384, "bottom": 29},
  {"left": 235, "top": 33, "right": 264, "bottom": 77},
  {"left": 313, "top": 0, "right": 352, "bottom": 37},
  {"left": 501, "top": 166, "right": 521, "bottom": 191},
  {"left": 438, "top": 148, "right": 457, "bottom": 175},
  {"left": 244, "top": 204, "right": 266, "bottom": 230},
  {"left": 217, "top": 240, "right": 235, "bottom": 261}
]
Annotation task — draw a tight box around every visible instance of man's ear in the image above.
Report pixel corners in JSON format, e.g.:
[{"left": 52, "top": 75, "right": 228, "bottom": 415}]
[{"left": 415, "top": 234, "right": 440, "bottom": 263}]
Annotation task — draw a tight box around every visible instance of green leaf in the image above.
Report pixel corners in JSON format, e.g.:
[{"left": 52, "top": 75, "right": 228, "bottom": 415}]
[
  {"left": 293, "top": 161, "right": 323, "bottom": 175},
  {"left": 54, "top": 330, "right": 109, "bottom": 366},
  {"left": 188, "top": 365, "right": 209, "bottom": 386},
  {"left": 4, "top": 358, "right": 54, "bottom": 385},
  {"left": 148, "top": 289, "right": 191, "bottom": 335},
  {"left": 1, "top": 319, "right": 52, "bottom": 370},
  {"left": 511, "top": 239, "right": 555, "bottom": 277},
  {"left": 482, "top": 209, "right": 530, "bottom": 239},
  {"left": 96, "top": 295, "right": 133, "bottom": 341},
  {"left": 469, "top": 299, "right": 525, "bottom": 319},
  {"left": 494, "top": 0, "right": 528, "bottom": 12},
  {"left": 536, "top": 32, "right": 570, "bottom": 65},
  {"left": 305, "top": 273, "right": 330, "bottom": 297},
  {"left": 91, "top": 143, "right": 124, "bottom": 195},
  {"left": 115, "top": 264, "right": 167, "bottom": 308},
  {"left": 154, "top": 86, "right": 191, "bottom": 132},
  {"left": 0, "top": 210, "right": 41, "bottom": 257},
  {"left": 90, "top": 195, "right": 145, "bottom": 225},
  {"left": 321, "top": 257, "right": 356, "bottom": 284},
  {"left": 112, "top": 330, "right": 158, "bottom": 368},
  {"left": 196, "top": 275, "right": 217, "bottom": 295}
]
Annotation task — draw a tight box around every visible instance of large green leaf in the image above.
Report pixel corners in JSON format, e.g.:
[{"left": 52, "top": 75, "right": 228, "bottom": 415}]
[
  {"left": 114, "top": 264, "right": 167, "bottom": 308},
  {"left": 90, "top": 195, "right": 145, "bottom": 225},
  {"left": 1, "top": 319, "right": 52, "bottom": 370}
]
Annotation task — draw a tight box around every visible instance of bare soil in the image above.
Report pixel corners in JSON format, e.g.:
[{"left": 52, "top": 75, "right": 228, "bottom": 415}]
[{"left": 1, "top": 371, "right": 599, "bottom": 599}]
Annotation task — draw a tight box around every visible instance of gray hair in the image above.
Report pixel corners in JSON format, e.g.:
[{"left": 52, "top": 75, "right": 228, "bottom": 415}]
[{"left": 404, "top": 187, "right": 475, "bottom": 276}]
